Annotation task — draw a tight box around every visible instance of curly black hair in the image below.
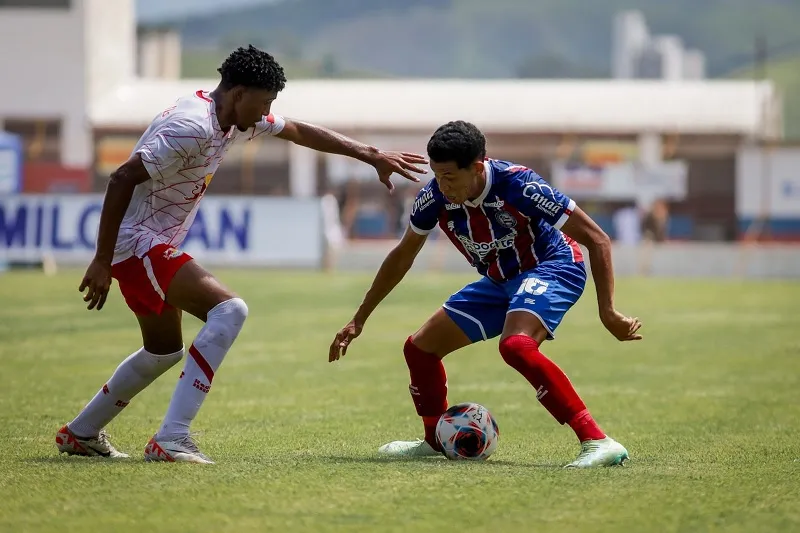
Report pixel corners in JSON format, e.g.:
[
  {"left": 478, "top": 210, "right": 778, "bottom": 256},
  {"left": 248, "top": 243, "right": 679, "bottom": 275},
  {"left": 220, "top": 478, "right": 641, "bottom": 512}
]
[
  {"left": 217, "top": 45, "right": 287, "bottom": 92},
  {"left": 427, "top": 120, "right": 486, "bottom": 169}
]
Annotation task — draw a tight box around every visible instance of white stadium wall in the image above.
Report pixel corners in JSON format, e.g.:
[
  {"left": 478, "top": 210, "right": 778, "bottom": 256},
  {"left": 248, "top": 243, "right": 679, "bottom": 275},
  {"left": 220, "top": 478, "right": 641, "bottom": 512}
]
[
  {"left": 736, "top": 146, "right": 800, "bottom": 238},
  {"left": 0, "top": 195, "right": 324, "bottom": 268},
  {"left": 0, "top": 0, "right": 135, "bottom": 169},
  {"left": 0, "top": 4, "right": 87, "bottom": 167}
]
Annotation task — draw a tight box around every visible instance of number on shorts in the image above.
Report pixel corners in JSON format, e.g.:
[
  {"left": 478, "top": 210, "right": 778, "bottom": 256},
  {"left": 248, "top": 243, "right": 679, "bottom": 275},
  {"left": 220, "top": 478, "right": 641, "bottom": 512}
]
[{"left": 515, "top": 277, "right": 549, "bottom": 296}]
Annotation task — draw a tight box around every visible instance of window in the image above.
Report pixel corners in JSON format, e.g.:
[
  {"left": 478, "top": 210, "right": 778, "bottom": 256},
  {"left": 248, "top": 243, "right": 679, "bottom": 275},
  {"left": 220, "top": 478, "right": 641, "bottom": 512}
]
[
  {"left": 3, "top": 118, "right": 62, "bottom": 163},
  {"left": 0, "top": 0, "right": 70, "bottom": 7}
]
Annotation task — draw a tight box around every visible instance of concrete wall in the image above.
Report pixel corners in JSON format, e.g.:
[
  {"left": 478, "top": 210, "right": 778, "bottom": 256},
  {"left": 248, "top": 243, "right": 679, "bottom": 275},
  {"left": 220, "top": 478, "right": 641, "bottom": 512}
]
[
  {"left": 0, "top": 3, "right": 87, "bottom": 166},
  {"left": 332, "top": 240, "right": 800, "bottom": 279},
  {"left": 0, "top": 0, "right": 135, "bottom": 168}
]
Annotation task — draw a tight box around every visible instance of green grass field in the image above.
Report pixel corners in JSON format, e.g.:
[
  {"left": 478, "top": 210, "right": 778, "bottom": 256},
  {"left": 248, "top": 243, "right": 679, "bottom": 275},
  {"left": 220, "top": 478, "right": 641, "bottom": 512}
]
[{"left": 0, "top": 270, "right": 798, "bottom": 532}]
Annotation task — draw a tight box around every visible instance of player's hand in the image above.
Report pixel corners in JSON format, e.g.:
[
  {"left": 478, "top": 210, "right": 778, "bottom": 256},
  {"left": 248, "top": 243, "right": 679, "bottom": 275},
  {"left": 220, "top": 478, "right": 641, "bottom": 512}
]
[
  {"left": 368, "top": 151, "right": 428, "bottom": 193},
  {"left": 329, "top": 320, "right": 363, "bottom": 362},
  {"left": 79, "top": 257, "right": 113, "bottom": 311},
  {"left": 600, "top": 309, "right": 642, "bottom": 341}
]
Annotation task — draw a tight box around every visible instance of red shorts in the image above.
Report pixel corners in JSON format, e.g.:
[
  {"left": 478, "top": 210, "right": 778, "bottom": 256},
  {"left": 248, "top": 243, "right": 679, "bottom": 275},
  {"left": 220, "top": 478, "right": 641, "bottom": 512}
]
[{"left": 111, "top": 244, "right": 193, "bottom": 316}]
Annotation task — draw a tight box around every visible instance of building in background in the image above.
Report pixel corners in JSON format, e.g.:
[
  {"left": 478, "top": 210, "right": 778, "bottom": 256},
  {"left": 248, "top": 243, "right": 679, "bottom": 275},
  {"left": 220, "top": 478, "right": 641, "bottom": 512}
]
[
  {"left": 0, "top": 0, "right": 136, "bottom": 192},
  {"left": 613, "top": 10, "right": 706, "bottom": 81}
]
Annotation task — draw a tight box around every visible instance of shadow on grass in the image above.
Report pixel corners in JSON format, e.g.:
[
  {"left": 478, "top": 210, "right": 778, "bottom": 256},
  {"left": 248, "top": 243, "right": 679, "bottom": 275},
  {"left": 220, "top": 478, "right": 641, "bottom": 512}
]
[
  {"left": 20, "top": 454, "right": 566, "bottom": 470},
  {"left": 315, "top": 454, "right": 563, "bottom": 469}
]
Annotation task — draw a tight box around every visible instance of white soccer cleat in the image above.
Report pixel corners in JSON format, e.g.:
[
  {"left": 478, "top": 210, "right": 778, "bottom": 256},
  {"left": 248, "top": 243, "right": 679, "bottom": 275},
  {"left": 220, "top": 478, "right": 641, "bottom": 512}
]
[
  {"left": 564, "top": 436, "right": 629, "bottom": 468},
  {"left": 55, "top": 425, "right": 129, "bottom": 458},
  {"left": 377, "top": 439, "right": 442, "bottom": 458},
  {"left": 144, "top": 434, "right": 214, "bottom": 464}
]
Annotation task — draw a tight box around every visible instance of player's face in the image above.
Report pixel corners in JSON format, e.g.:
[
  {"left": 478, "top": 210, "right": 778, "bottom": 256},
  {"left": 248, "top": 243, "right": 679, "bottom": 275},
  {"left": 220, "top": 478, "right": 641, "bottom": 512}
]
[
  {"left": 431, "top": 160, "right": 484, "bottom": 204},
  {"left": 233, "top": 88, "right": 278, "bottom": 131}
]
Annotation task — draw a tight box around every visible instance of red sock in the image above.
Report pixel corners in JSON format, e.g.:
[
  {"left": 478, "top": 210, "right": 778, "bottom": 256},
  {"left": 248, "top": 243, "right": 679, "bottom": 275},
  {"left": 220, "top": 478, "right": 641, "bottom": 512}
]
[
  {"left": 499, "top": 334, "right": 605, "bottom": 442},
  {"left": 403, "top": 336, "right": 447, "bottom": 451},
  {"left": 567, "top": 409, "right": 606, "bottom": 442}
]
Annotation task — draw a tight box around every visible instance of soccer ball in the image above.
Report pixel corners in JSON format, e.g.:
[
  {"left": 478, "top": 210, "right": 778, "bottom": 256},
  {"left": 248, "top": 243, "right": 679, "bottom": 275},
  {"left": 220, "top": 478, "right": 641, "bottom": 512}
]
[{"left": 435, "top": 402, "right": 499, "bottom": 460}]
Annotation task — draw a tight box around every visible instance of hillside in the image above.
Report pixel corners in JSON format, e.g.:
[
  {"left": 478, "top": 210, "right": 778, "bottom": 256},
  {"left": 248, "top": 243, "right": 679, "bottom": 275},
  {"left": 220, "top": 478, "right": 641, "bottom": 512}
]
[
  {"left": 729, "top": 53, "right": 800, "bottom": 140},
  {"left": 172, "top": 0, "right": 800, "bottom": 77},
  {"left": 170, "top": 0, "right": 800, "bottom": 137}
]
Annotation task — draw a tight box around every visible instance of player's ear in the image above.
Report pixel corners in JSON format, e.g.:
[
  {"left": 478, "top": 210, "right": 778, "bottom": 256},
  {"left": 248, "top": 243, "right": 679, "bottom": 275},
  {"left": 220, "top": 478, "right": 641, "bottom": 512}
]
[
  {"left": 231, "top": 86, "right": 245, "bottom": 103},
  {"left": 473, "top": 160, "right": 484, "bottom": 175}
]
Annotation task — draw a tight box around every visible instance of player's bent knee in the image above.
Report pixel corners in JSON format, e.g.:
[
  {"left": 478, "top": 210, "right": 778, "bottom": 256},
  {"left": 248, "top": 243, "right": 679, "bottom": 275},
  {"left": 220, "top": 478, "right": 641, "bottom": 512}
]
[
  {"left": 224, "top": 296, "right": 249, "bottom": 321},
  {"left": 498, "top": 334, "right": 539, "bottom": 367},
  {"left": 198, "top": 297, "right": 249, "bottom": 350},
  {"left": 404, "top": 335, "right": 439, "bottom": 360}
]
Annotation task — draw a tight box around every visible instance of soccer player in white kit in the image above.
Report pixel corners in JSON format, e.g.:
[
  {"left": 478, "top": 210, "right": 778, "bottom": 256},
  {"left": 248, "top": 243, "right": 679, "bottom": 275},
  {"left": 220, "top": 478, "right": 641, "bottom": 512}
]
[{"left": 55, "top": 45, "right": 428, "bottom": 463}]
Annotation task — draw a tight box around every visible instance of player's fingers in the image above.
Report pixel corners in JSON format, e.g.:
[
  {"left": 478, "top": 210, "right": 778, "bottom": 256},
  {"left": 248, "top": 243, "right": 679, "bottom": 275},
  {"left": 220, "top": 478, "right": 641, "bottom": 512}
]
[
  {"left": 83, "top": 284, "right": 95, "bottom": 303},
  {"left": 393, "top": 166, "right": 420, "bottom": 183},
  {"left": 338, "top": 334, "right": 352, "bottom": 357},
  {"left": 401, "top": 152, "right": 428, "bottom": 163},
  {"left": 88, "top": 287, "right": 102, "bottom": 310},
  {"left": 97, "top": 288, "right": 108, "bottom": 311},
  {"left": 78, "top": 277, "right": 89, "bottom": 292},
  {"left": 329, "top": 333, "right": 344, "bottom": 362},
  {"left": 399, "top": 160, "right": 428, "bottom": 175},
  {"left": 380, "top": 174, "right": 395, "bottom": 192}
]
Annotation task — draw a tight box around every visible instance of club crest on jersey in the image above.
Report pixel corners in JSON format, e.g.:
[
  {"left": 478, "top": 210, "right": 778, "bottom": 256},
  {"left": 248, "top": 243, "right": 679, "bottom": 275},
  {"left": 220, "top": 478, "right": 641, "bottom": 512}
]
[
  {"left": 495, "top": 210, "right": 517, "bottom": 228},
  {"left": 163, "top": 247, "right": 184, "bottom": 260}
]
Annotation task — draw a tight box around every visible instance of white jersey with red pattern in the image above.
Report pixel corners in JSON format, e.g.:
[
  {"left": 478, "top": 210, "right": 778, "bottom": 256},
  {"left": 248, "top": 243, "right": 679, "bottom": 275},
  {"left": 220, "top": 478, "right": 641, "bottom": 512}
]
[{"left": 112, "top": 90, "right": 285, "bottom": 264}]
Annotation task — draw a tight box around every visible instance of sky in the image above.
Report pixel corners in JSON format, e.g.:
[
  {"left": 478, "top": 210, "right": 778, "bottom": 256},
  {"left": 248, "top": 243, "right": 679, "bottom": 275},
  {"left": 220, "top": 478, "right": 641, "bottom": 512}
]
[{"left": 135, "top": 0, "right": 278, "bottom": 22}]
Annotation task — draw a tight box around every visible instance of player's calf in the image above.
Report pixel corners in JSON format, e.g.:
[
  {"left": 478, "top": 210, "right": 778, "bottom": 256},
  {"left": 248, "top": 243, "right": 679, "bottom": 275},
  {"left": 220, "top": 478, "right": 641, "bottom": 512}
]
[
  {"left": 403, "top": 336, "right": 448, "bottom": 451},
  {"left": 498, "top": 334, "right": 606, "bottom": 442},
  {"left": 66, "top": 346, "right": 185, "bottom": 439},
  {"left": 156, "top": 297, "right": 249, "bottom": 440}
]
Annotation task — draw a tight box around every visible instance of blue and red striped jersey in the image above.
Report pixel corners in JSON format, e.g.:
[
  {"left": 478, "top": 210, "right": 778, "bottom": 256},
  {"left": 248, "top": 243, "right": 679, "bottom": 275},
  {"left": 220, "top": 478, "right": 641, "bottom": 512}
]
[{"left": 409, "top": 158, "right": 584, "bottom": 282}]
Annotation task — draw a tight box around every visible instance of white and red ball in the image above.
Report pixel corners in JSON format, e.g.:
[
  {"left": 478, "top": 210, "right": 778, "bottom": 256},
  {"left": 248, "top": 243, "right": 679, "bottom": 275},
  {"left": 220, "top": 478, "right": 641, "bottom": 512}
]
[{"left": 435, "top": 402, "right": 499, "bottom": 460}]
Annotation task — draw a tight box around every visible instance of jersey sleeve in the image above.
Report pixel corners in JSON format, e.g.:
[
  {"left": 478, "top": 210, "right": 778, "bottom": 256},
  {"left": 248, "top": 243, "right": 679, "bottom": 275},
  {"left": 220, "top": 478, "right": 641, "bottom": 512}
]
[
  {"left": 507, "top": 168, "right": 576, "bottom": 229},
  {"left": 135, "top": 118, "right": 207, "bottom": 181},
  {"left": 248, "top": 113, "right": 286, "bottom": 139},
  {"left": 408, "top": 186, "right": 439, "bottom": 235}
]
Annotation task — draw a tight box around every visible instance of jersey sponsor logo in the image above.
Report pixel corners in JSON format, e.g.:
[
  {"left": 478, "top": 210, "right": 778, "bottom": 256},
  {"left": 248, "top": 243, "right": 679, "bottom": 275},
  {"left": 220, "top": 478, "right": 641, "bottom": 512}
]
[
  {"left": 522, "top": 181, "right": 561, "bottom": 217},
  {"left": 445, "top": 203, "right": 461, "bottom": 210},
  {"left": 483, "top": 198, "right": 504, "bottom": 208},
  {"left": 412, "top": 189, "right": 435, "bottom": 214},
  {"left": 455, "top": 230, "right": 518, "bottom": 260},
  {"left": 495, "top": 210, "right": 517, "bottom": 228}
]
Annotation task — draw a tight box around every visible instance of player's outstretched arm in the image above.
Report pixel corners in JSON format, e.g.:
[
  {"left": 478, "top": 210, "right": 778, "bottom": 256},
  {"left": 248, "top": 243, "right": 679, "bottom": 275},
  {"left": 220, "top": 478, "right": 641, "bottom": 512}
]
[
  {"left": 79, "top": 155, "right": 151, "bottom": 311},
  {"left": 561, "top": 208, "right": 643, "bottom": 342},
  {"left": 276, "top": 119, "right": 428, "bottom": 192},
  {"left": 329, "top": 227, "right": 428, "bottom": 362}
]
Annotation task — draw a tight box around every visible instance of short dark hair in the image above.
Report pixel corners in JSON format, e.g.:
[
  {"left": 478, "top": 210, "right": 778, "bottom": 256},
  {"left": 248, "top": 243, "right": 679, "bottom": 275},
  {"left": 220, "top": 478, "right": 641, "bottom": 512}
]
[
  {"left": 218, "top": 45, "right": 287, "bottom": 92},
  {"left": 427, "top": 121, "right": 486, "bottom": 169}
]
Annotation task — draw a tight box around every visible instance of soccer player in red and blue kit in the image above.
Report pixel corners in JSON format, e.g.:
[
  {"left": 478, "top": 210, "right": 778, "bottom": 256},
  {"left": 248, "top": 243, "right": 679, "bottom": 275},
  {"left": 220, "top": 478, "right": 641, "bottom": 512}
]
[{"left": 330, "top": 120, "right": 642, "bottom": 468}]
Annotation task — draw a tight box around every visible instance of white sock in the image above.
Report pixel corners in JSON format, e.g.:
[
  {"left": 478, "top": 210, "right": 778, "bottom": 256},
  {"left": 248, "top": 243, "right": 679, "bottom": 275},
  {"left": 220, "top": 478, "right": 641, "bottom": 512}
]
[
  {"left": 156, "top": 298, "right": 248, "bottom": 440},
  {"left": 68, "top": 346, "right": 185, "bottom": 438}
]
